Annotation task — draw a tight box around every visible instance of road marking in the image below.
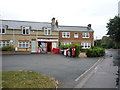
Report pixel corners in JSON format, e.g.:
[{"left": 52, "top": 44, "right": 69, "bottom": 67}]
[{"left": 75, "top": 58, "right": 103, "bottom": 82}]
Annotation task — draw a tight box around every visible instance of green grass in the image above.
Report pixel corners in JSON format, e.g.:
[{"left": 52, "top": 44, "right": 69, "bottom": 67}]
[{"left": 2, "top": 71, "right": 57, "bottom": 88}]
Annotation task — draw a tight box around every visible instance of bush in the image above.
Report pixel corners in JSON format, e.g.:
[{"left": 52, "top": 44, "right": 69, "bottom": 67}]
[
  {"left": 0, "top": 46, "right": 15, "bottom": 51},
  {"left": 60, "top": 44, "right": 81, "bottom": 57},
  {"left": 86, "top": 47, "right": 105, "bottom": 57}
]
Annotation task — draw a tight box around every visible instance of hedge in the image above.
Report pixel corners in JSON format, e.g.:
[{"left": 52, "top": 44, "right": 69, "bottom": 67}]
[
  {"left": 0, "top": 46, "right": 15, "bottom": 51},
  {"left": 86, "top": 47, "right": 105, "bottom": 57},
  {"left": 60, "top": 44, "right": 81, "bottom": 57}
]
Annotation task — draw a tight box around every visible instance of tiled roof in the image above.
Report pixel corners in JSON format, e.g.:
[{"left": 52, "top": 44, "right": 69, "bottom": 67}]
[
  {"left": 58, "top": 25, "right": 94, "bottom": 32},
  {"left": 1, "top": 20, "right": 94, "bottom": 32},
  {"left": 1, "top": 20, "right": 51, "bottom": 30}
]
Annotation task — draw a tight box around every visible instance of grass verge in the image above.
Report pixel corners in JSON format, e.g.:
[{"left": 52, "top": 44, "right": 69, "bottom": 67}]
[{"left": 2, "top": 71, "right": 58, "bottom": 88}]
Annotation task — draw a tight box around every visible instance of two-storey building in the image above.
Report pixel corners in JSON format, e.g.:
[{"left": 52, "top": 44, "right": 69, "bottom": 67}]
[
  {"left": 0, "top": 19, "right": 59, "bottom": 53},
  {"left": 58, "top": 24, "right": 94, "bottom": 49},
  {"left": 0, "top": 18, "right": 94, "bottom": 53}
]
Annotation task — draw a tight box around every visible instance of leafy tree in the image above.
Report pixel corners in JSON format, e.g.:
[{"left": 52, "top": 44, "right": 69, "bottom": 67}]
[{"left": 106, "top": 16, "right": 120, "bottom": 44}]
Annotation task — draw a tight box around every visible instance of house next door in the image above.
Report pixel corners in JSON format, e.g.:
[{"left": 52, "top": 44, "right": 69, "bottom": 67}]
[{"left": 31, "top": 40, "right": 37, "bottom": 52}]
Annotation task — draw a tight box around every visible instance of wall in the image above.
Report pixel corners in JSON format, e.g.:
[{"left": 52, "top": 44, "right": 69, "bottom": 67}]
[
  {"left": 59, "top": 31, "right": 94, "bottom": 46},
  {"left": 1, "top": 29, "right": 58, "bottom": 51}
]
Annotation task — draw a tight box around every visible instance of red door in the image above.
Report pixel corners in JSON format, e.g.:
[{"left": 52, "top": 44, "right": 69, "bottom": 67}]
[{"left": 46, "top": 42, "right": 52, "bottom": 52}]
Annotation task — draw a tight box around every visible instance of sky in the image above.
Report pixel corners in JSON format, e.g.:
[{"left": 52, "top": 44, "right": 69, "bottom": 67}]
[{"left": 0, "top": 0, "right": 120, "bottom": 39}]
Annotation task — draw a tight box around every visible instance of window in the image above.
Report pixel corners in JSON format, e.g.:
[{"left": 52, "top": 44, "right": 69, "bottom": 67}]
[
  {"left": 82, "top": 33, "right": 89, "bottom": 38},
  {"left": 61, "top": 42, "right": 71, "bottom": 45},
  {"left": 22, "top": 26, "right": 30, "bottom": 35},
  {"left": 81, "top": 42, "right": 91, "bottom": 49},
  {"left": 74, "top": 33, "right": 78, "bottom": 38},
  {"left": 0, "top": 41, "right": 9, "bottom": 47},
  {"left": 0, "top": 26, "right": 6, "bottom": 34},
  {"left": 62, "top": 32, "right": 70, "bottom": 38},
  {"left": 44, "top": 28, "right": 51, "bottom": 35},
  {"left": 18, "top": 41, "right": 30, "bottom": 48}
]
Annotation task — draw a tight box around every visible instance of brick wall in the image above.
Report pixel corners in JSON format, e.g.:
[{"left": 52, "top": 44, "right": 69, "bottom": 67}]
[{"left": 59, "top": 31, "right": 94, "bottom": 46}]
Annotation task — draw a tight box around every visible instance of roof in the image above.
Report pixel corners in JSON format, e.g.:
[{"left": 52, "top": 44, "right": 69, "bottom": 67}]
[
  {"left": 0, "top": 20, "right": 94, "bottom": 32},
  {"left": 58, "top": 25, "right": 94, "bottom": 32},
  {"left": 1, "top": 20, "right": 51, "bottom": 30}
]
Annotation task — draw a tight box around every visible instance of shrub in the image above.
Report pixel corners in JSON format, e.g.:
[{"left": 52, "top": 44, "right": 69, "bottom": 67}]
[
  {"left": 60, "top": 44, "right": 81, "bottom": 57},
  {"left": 60, "top": 45, "right": 69, "bottom": 49},
  {"left": 86, "top": 47, "right": 105, "bottom": 57},
  {"left": 0, "top": 46, "right": 15, "bottom": 51}
]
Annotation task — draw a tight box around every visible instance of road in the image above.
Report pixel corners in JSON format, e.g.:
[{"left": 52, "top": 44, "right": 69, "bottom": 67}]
[{"left": 2, "top": 54, "right": 98, "bottom": 88}]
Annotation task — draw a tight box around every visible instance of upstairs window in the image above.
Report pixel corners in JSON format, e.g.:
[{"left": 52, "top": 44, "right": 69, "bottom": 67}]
[
  {"left": 74, "top": 33, "right": 78, "bottom": 38},
  {"left": 62, "top": 32, "right": 70, "bottom": 38},
  {"left": 82, "top": 33, "right": 89, "bottom": 38},
  {"left": 0, "top": 26, "right": 6, "bottom": 34},
  {"left": 44, "top": 28, "right": 51, "bottom": 35},
  {"left": 22, "top": 26, "right": 30, "bottom": 35}
]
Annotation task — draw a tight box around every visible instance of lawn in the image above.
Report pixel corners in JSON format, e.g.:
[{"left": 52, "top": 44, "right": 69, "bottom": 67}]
[{"left": 2, "top": 71, "right": 58, "bottom": 88}]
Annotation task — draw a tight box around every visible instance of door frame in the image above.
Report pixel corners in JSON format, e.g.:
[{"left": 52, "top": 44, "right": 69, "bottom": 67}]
[{"left": 31, "top": 40, "right": 37, "bottom": 53}]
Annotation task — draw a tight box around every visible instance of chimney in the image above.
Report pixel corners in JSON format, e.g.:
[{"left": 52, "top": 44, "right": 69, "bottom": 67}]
[
  {"left": 51, "top": 17, "right": 55, "bottom": 30},
  {"left": 87, "top": 24, "right": 91, "bottom": 30},
  {"left": 51, "top": 17, "right": 55, "bottom": 25},
  {"left": 55, "top": 20, "right": 58, "bottom": 28}
]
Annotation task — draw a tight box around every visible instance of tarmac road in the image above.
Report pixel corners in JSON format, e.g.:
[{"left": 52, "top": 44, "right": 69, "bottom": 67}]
[{"left": 2, "top": 54, "right": 98, "bottom": 88}]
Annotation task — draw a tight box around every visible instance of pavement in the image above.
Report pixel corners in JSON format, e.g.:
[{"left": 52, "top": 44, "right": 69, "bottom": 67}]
[{"left": 75, "top": 49, "right": 118, "bottom": 88}]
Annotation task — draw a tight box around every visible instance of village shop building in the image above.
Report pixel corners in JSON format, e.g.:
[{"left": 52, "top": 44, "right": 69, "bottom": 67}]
[
  {"left": 0, "top": 18, "right": 94, "bottom": 53},
  {"left": 0, "top": 19, "right": 59, "bottom": 53}
]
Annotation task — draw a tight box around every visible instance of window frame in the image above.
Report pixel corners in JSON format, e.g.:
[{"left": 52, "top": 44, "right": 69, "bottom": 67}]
[
  {"left": 44, "top": 28, "right": 51, "bottom": 35},
  {"left": 81, "top": 42, "right": 91, "bottom": 49},
  {"left": 74, "top": 32, "right": 78, "bottom": 38},
  {"left": 82, "top": 33, "right": 89, "bottom": 38},
  {"left": 0, "top": 41, "right": 9, "bottom": 47},
  {"left": 61, "top": 42, "right": 71, "bottom": 45},
  {"left": 18, "top": 41, "right": 30, "bottom": 48},
  {"left": 22, "top": 26, "right": 30, "bottom": 35},
  {"left": 62, "top": 32, "right": 70, "bottom": 38},
  {"left": 0, "top": 26, "right": 6, "bottom": 34}
]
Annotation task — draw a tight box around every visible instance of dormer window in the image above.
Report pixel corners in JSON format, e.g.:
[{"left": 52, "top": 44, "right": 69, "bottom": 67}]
[
  {"left": 0, "top": 26, "right": 6, "bottom": 34},
  {"left": 44, "top": 27, "right": 51, "bottom": 35},
  {"left": 22, "top": 26, "right": 30, "bottom": 35}
]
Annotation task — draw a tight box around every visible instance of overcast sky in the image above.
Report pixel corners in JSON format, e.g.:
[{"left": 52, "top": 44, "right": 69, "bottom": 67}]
[{"left": 0, "top": 0, "right": 119, "bottom": 39}]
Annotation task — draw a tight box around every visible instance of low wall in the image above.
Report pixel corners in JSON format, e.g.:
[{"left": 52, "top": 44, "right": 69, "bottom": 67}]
[{"left": 0, "top": 51, "right": 31, "bottom": 55}]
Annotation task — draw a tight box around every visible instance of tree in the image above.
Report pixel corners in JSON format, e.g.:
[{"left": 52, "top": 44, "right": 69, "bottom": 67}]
[
  {"left": 101, "top": 36, "right": 114, "bottom": 48},
  {"left": 106, "top": 16, "right": 120, "bottom": 44}
]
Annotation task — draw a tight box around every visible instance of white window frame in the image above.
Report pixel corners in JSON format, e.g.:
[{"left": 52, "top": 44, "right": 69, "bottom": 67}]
[
  {"left": 44, "top": 28, "right": 51, "bottom": 35},
  {"left": 81, "top": 42, "right": 91, "bottom": 49},
  {"left": 18, "top": 41, "right": 30, "bottom": 48},
  {"left": 62, "top": 32, "right": 70, "bottom": 38},
  {"left": 61, "top": 42, "right": 71, "bottom": 45},
  {"left": 22, "top": 26, "right": 30, "bottom": 35},
  {"left": 0, "top": 41, "right": 9, "bottom": 47},
  {"left": 0, "top": 26, "right": 6, "bottom": 34},
  {"left": 74, "top": 32, "right": 78, "bottom": 38},
  {"left": 82, "top": 33, "right": 89, "bottom": 38}
]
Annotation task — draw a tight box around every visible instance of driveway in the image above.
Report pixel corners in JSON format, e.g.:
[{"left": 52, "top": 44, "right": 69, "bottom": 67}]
[{"left": 2, "top": 54, "right": 98, "bottom": 88}]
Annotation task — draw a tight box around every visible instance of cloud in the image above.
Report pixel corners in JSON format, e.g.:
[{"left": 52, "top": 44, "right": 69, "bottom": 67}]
[{"left": 0, "top": 0, "right": 119, "bottom": 39}]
